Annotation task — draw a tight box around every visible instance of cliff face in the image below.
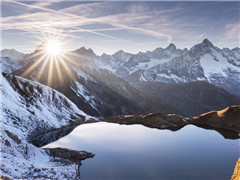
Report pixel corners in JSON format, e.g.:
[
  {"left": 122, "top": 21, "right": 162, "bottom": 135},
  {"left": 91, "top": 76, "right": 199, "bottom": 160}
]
[{"left": 232, "top": 158, "right": 240, "bottom": 180}]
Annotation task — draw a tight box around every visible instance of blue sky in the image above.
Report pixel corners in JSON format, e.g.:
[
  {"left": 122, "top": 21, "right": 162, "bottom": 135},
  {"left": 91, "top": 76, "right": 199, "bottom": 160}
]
[{"left": 1, "top": 1, "right": 239, "bottom": 55}]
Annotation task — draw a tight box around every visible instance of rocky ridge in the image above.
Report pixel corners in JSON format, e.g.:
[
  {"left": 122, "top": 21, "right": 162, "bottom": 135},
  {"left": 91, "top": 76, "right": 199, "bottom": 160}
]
[{"left": 104, "top": 105, "right": 240, "bottom": 139}]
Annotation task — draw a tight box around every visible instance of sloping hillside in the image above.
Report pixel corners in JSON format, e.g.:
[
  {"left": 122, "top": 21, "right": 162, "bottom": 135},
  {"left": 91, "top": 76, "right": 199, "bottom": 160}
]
[
  {"left": 1, "top": 73, "right": 94, "bottom": 179},
  {"left": 134, "top": 81, "right": 240, "bottom": 116}
]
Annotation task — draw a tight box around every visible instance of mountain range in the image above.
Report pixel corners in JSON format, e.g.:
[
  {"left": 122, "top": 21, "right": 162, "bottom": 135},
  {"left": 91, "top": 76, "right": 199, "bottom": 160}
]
[
  {"left": 96, "top": 39, "right": 240, "bottom": 98},
  {"left": 1, "top": 38, "right": 239, "bottom": 117}
]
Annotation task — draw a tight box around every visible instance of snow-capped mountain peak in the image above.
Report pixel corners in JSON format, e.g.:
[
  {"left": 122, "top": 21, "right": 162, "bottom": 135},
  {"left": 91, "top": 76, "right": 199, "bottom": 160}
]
[
  {"left": 166, "top": 43, "right": 177, "bottom": 51},
  {"left": 1, "top": 49, "right": 28, "bottom": 73},
  {"left": 201, "top": 38, "right": 214, "bottom": 47},
  {"left": 74, "top": 47, "right": 96, "bottom": 57},
  {"left": 1, "top": 49, "right": 26, "bottom": 61},
  {"left": 189, "top": 38, "right": 216, "bottom": 56},
  {"left": 2, "top": 39, "right": 240, "bottom": 98},
  {"left": 120, "top": 39, "right": 240, "bottom": 97}
]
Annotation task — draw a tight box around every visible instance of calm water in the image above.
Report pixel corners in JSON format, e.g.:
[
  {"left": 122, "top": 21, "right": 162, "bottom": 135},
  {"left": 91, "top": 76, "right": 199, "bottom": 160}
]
[{"left": 45, "top": 122, "right": 240, "bottom": 180}]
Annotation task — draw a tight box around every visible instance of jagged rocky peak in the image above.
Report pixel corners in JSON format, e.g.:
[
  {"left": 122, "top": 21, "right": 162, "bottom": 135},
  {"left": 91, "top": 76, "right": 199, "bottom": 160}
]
[
  {"left": 232, "top": 47, "right": 240, "bottom": 53},
  {"left": 113, "top": 50, "right": 125, "bottom": 56},
  {"left": 152, "top": 47, "right": 163, "bottom": 52},
  {"left": 166, "top": 43, "right": 177, "bottom": 51},
  {"left": 201, "top": 38, "right": 214, "bottom": 47},
  {"left": 112, "top": 50, "right": 131, "bottom": 59},
  {"left": 113, "top": 50, "right": 124, "bottom": 55},
  {"left": 189, "top": 38, "right": 214, "bottom": 54},
  {"left": 74, "top": 47, "right": 96, "bottom": 57}
]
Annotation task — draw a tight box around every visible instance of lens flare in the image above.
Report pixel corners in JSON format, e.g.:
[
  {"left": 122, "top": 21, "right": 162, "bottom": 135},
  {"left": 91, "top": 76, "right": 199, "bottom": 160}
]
[
  {"left": 45, "top": 40, "right": 62, "bottom": 56},
  {"left": 20, "top": 34, "right": 82, "bottom": 87}
]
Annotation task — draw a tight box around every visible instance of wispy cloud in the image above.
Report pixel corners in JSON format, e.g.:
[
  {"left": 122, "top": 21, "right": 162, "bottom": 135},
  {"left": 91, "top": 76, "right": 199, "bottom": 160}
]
[
  {"left": 2, "top": 1, "right": 138, "bottom": 43},
  {"left": 2, "top": 1, "right": 173, "bottom": 44},
  {"left": 2, "top": 1, "right": 239, "bottom": 53},
  {"left": 224, "top": 22, "right": 240, "bottom": 40}
]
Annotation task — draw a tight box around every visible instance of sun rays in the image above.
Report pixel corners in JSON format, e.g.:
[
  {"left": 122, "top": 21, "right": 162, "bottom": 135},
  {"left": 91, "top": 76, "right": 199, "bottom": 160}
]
[
  {"left": 19, "top": 34, "right": 92, "bottom": 88},
  {"left": 20, "top": 35, "right": 69, "bottom": 87}
]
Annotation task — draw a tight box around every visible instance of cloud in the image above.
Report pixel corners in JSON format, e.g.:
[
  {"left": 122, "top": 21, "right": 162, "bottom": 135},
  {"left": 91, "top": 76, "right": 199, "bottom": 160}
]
[
  {"left": 2, "top": 1, "right": 239, "bottom": 52},
  {"left": 224, "top": 22, "right": 240, "bottom": 40},
  {"left": 2, "top": 1, "right": 171, "bottom": 46},
  {"left": 31, "top": 1, "right": 54, "bottom": 8},
  {"left": 2, "top": 1, "right": 143, "bottom": 45}
]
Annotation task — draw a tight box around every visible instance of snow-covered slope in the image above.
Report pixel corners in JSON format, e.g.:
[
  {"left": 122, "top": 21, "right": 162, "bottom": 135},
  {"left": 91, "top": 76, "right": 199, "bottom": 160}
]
[
  {"left": 0, "top": 73, "right": 92, "bottom": 179},
  {"left": 1, "top": 73, "right": 89, "bottom": 137},
  {"left": 13, "top": 46, "right": 179, "bottom": 117},
  {"left": 0, "top": 49, "right": 27, "bottom": 73},
  {"left": 96, "top": 44, "right": 187, "bottom": 77},
  {"left": 1, "top": 49, "right": 26, "bottom": 61},
  {"left": 97, "top": 50, "right": 133, "bottom": 72},
  {"left": 121, "top": 39, "right": 240, "bottom": 97},
  {"left": 5, "top": 39, "right": 239, "bottom": 97}
]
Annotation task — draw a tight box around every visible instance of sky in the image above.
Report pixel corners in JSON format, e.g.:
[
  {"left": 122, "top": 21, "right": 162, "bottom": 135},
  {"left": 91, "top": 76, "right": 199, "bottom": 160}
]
[{"left": 1, "top": 1, "right": 240, "bottom": 55}]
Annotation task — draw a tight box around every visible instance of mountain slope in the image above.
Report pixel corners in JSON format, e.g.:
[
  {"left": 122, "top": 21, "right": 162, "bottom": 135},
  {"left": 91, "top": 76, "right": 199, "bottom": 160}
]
[
  {"left": 1, "top": 72, "right": 90, "bottom": 138},
  {"left": 123, "top": 39, "right": 240, "bottom": 97},
  {"left": 97, "top": 44, "right": 187, "bottom": 77},
  {"left": 1, "top": 49, "right": 28, "bottom": 73},
  {"left": 13, "top": 46, "right": 179, "bottom": 117},
  {"left": 8, "top": 39, "right": 240, "bottom": 117},
  {"left": 97, "top": 50, "right": 133, "bottom": 73},
  {"left": 1, "top": 49, "right": 26, "bottom": 61},
  {"left": 134, "top": 81, "right": 240, "bottom": 116},
  {"left": 1, "top": 72, "right": 93, "bottom": 179}
]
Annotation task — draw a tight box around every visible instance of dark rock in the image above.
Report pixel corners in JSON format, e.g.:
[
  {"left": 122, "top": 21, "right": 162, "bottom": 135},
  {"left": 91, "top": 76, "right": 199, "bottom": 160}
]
[
  {"left": 0, "top": 176, "right": 14, "bottom": 180},
  {"left": 133, "top": 81, "right": 240, "bottom": 117},
  {"left": 5, "top": 130, "right": 21, "bottom": 144},
  {"left": 104, "top": 112, "right": 187, "bottom": 131},
  {"left": 44, "top": 147, "right": 95, "bottom": 162}
]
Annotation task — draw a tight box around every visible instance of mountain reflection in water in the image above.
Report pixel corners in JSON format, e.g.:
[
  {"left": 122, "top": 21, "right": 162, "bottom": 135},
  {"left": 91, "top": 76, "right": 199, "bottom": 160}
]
[{"left": 45, "top": 122, "right": 239, "bottom": 180}]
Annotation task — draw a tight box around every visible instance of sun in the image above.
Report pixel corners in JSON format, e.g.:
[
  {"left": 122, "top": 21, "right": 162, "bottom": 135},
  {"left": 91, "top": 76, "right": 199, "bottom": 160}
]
[
  {"left": 45, "top": 40, "right": 62, "bottom": 56},
  {"left": 22, "top": 34, "right": 78, "bottom": 87}
]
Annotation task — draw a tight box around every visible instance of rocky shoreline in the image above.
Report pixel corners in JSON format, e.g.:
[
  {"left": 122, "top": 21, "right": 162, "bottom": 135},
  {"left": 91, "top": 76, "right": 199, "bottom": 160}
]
[
  {"left": 232, "top": 158, "right": 240, "bottom": 180},
  {"left": 104, "top": 113, "right": 186, "bottom": 130},
  {"left": 103, "top": 105, "right": 240, "bottom": 139},
  {"left": 187, "top": 105, "right": 240, "bottom": 133}
]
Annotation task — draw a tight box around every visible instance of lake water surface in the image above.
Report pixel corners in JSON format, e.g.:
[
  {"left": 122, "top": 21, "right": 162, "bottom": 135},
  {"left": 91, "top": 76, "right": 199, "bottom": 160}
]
[{"left": 45, "top": 122, "right": 239, "bottom": 180}]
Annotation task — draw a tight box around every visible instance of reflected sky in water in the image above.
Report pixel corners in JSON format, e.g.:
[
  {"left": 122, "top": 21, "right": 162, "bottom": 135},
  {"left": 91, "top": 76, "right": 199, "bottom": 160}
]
[{"left": 45, "top": 122, "right": 240, "bottom": 180}]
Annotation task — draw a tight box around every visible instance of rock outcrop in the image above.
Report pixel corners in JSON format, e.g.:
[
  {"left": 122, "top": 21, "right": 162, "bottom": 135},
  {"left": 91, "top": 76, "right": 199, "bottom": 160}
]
[
  {"left": 45, "top": 148, "right": 95, "bottom": 162},
  {"left": 103, "top": 105, "right": 240, "bottom": 139},
  {"left": 187, "top": 105, "right": 240, "bottom": 133},
  {"left": 104, "top": 113, "right": 187, "bottom": 131},
  {"left": 232, "top": 158, "right": 240, "bottom": 180}
]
